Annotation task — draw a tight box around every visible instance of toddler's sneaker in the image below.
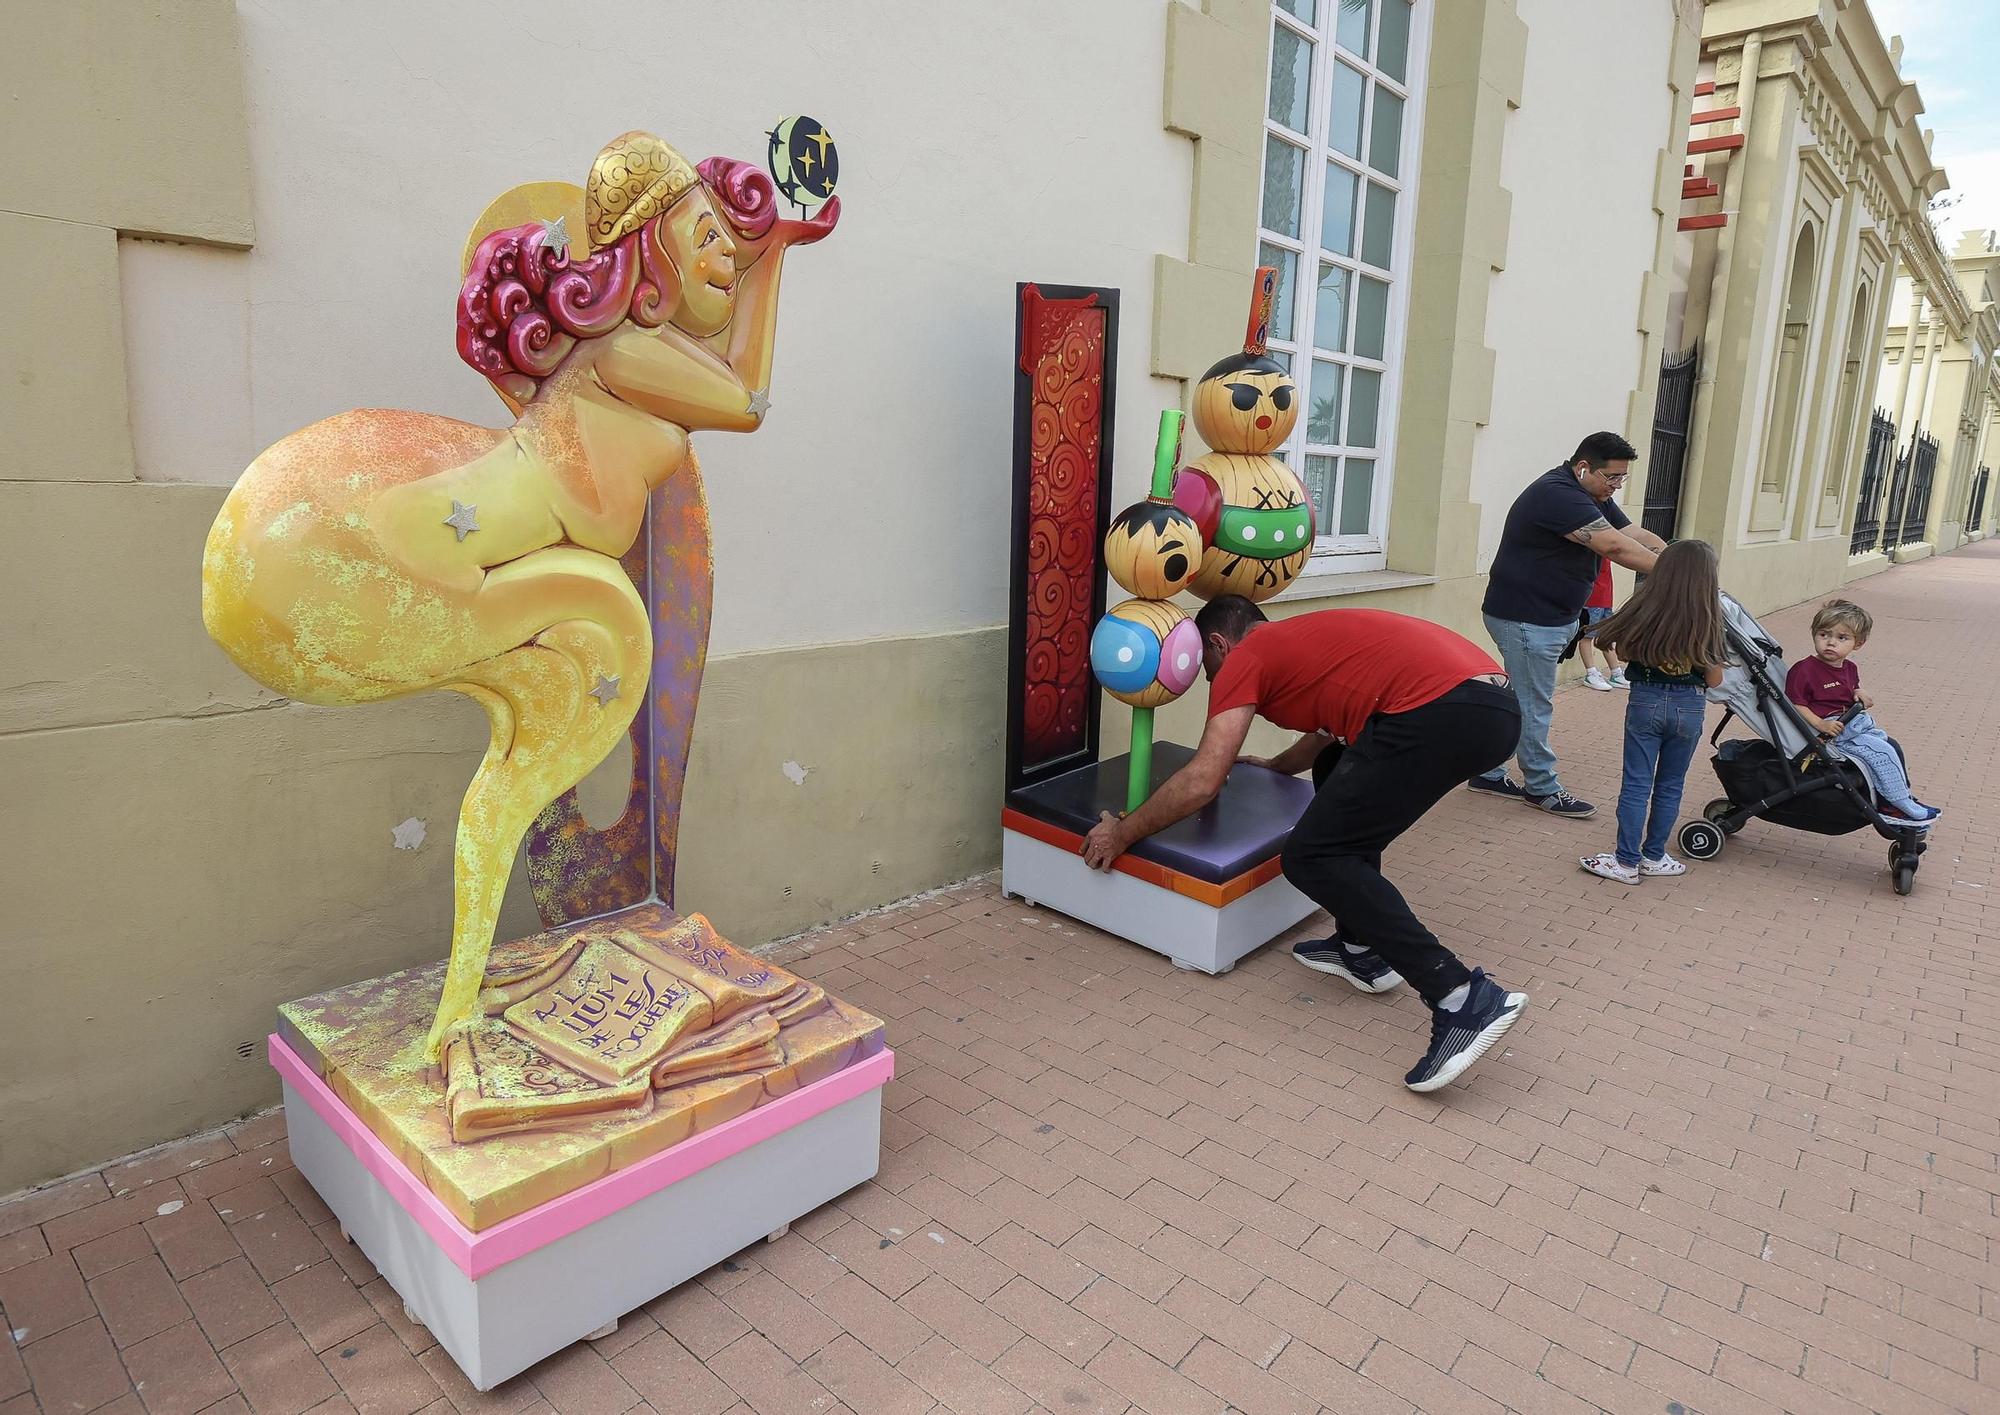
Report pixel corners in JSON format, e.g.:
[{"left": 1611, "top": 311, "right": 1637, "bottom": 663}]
[
  {"left": 1584, "top": 668, "right": 1613, "bottom": 692},
  {"left": 1609, "top": 670, "right": 1630, "bottom": 689},
  {"left": 1639, "top": 854, "right": 1687, "bottom": 877},
  {"left": 1405, "top": 970, "right": 1528, "bottom": 1093},
  {"left": 1580, "top": 853, "right": 1640, "bottom": 884}
]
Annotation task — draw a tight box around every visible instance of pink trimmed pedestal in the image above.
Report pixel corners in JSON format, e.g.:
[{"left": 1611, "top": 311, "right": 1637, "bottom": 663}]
[{"left": 271, "top": 1034, "right": 893, "bottom": 1390}]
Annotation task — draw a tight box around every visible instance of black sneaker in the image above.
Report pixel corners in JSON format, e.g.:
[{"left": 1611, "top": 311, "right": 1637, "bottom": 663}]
[
  {"left": 1467, "top": 774, "right": 1527, "bottom": 800},
  {"left": 1293, "top": 937, "right": 1404, "bottom": 994},
  {"left": 1525, "top": 788, "right": 1596, "bottom": 819},
  {"left": 1405, "top": 970, "right": 1528, "bottom": 1093}
]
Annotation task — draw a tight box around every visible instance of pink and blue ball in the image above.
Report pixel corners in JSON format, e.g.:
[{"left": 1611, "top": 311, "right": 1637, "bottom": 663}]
[{"left": 1091, "top": 601, "right": 1202, "bottom": 708}]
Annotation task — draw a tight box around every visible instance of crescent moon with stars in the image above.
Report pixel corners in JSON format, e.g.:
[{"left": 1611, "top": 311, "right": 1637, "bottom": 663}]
[{"left": 766, "top": 116, "right": 839, "bottom": 215}]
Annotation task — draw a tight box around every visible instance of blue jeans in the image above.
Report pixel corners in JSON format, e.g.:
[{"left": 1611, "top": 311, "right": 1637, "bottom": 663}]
[
  {"left": 1833, "top": 713, "right": 1922, "bottom": 815},
  {"left": 1480, "top": 614, "right": 1573, "bottom": 796},
  {"left": 1615, "top": 681, "right": 1706, "bottom": 866}
]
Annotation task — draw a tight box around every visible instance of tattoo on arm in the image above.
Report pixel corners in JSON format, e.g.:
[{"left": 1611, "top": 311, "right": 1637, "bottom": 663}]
[{"left": 1565, "top": 517, "right": 1613, "bottom": 546}]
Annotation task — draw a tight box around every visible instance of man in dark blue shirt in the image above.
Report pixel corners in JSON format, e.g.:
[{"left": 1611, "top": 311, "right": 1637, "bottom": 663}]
[{"left": 1471, "top": 432, "right": 1663, "bottom": 817}]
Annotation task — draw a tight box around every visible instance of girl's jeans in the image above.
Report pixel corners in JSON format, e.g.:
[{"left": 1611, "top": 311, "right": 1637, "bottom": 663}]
[
  {"left": 1616, "top": 681, "right": 1707, "bottom": 867},
  {"left": 1831, "top": 713, "right": 1923, "bottom": 815}
]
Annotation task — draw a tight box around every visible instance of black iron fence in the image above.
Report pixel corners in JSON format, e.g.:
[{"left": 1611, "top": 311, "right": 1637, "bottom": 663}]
[
  {"left": 1891, "top": 432, "right": 1939, "bottom": 548},
  {"left": 1969, "top": 463, "right": 1991, "bottom": 535},
  {"left": 1645, "top": 344, "right": 1698, "bottom": 541},
  {"left": 1876, "top": 444, "right": 1911, "bottom": 552},
  {"left": 1849, "top": 408, "right": 1897, "bottom": 555}
]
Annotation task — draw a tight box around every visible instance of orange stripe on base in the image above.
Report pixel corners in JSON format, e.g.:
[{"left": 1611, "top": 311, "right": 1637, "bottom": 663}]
[
  {"left": 1678, "top": 213, "right": 1728, "bottom": 232},
  {"left": 1000, "top": 809, "right": 1285, "bottom": 908},
  {"left": 1688, "top": 133, "right": 1745, "bottom": 155},
  {"left": 1694, "top": 80, "right": 1716, "bottom": 96},
  {"left": 1689, "top": 106, "right": 1741, "bottom": 125}
]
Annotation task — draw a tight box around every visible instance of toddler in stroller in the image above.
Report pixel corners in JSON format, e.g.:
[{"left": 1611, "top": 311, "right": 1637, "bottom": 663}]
[{"left": 1676, "top": 594, "right": 1931, "bottom": 895}]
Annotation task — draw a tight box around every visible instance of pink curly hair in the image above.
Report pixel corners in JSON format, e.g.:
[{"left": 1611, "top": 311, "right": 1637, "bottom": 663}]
[{"left": 456, "top": 156, "right": 779, "bottom": 403}]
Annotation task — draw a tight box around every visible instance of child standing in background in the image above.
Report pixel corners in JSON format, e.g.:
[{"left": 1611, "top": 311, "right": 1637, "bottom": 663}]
[
  {"left": 1578, "top": 541, "right": 1726, "bottom": 884},
  {"left": 1785, "top": 600, "right": 1940, "bottom": 827},
  {"left": 1579, "top": 558, "right": 1626, "bottom": 691}
]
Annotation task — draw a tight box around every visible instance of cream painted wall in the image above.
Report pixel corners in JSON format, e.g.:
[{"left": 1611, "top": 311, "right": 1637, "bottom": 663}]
[
  {"left": 119, "top": 0, "right": 1190, "bottom": 658},
  {"left": 1469, "top": 0, "right": 1681, "bottom": 571}
]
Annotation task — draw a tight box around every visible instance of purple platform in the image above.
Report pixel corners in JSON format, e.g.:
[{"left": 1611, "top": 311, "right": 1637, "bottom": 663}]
[{"left": 1004, "top": 744, "right": 1316, "bottom": 883}]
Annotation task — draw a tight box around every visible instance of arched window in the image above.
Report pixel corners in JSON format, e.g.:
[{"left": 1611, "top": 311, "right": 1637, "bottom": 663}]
[
  {"left": 1759, "top": 223, "right": 1818, "bottom": 506},
  {"left": 1823, "top": 281, "right": 1872, "bottom": 514}
]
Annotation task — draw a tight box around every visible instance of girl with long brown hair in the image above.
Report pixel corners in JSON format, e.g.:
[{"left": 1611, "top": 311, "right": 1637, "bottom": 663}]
[{"left": 1578, "top": 540, "right": 1726, "bottom": 883}]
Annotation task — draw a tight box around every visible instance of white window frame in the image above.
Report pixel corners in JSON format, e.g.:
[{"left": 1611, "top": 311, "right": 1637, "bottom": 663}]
[{"left": 1257, "top": 0, "right": 1432, "bottom": 575}]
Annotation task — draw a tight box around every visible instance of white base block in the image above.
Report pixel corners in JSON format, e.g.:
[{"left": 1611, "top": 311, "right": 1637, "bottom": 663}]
[
  {"left": 282, "top": 1080, "right": 881, "bottom": 1390},
  {"left": 1000, "top": 828, "right": 1317, "bottom": 973}
]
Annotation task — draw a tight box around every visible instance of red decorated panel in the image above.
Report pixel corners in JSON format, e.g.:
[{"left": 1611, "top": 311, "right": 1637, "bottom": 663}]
[{"left": 1007, "top": 285, "right": 1117, "bottom": 789}]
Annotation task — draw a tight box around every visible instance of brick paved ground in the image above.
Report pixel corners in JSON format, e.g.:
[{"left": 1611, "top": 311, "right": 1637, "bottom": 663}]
[{"left": 4, "top": 543, "right": 1996, "bottom": 1415}]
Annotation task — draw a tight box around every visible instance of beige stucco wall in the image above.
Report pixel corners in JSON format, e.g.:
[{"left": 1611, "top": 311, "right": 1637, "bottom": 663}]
[
  {"left": 1, "top": 0, "right": 1183, "bottom": 1192},
  {"left": 1469, "top": 0, "right": 1691, "bottom": 573},
  {"left": 0, "top": 0, "right": 1718, "bottom": 1190},
  {"left": 123, "top": 0, "right": 1191, "bottom": 655}
]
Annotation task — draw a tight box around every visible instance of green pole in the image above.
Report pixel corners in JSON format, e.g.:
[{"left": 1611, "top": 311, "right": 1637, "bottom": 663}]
[
  {"left": 1127, "top": 707, "right": 1155, "bottom": 813},
  {"left": 1126, "top": 408, "right": 1185, "bottom": 812},
  {"left": 1150, "top": 408, "right": 1184, "bottom": 500}
]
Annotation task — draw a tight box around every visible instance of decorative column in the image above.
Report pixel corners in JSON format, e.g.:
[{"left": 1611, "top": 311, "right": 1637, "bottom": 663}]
[{"left": 1888, "top": 285, "right": 1923, "bottom": 435}]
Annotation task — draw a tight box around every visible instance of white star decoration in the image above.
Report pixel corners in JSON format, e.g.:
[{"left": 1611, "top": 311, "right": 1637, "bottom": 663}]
[
  {"left": 746, "top": 387, "right": 771, "bottom": 417},
  {"left": 589, "top": 675, "right": 621, "bottom": 708},
  {"left": 443, "top": 501, "right": 480, "bottom": 541},
  {"left": 537, "top": 216, "right": 571, "bottom": 260}
]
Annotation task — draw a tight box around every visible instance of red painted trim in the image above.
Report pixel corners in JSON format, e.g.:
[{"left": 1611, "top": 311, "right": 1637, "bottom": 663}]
[
  {"left": 999, "top": 810, "right": 1284, "bottom": 907},
  {"left": 1682, "top": 179, "right": 1719, "bottom": 199},
  {"left": 1694, "top": 80, "right": 1717, "bottom": 96},
  {"left": 1678, "top": 214, "right": 1729, "bottom": 232},
  {"left": 1688, "top": 133, "right": 1746, "bottom": 155},
  {"left": 1689, "top": 106, "right": 1741, "bottom": 125}
]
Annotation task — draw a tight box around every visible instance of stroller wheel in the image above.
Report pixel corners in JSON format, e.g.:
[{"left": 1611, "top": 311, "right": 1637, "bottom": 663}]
[
  {"left": 1680, "top": 819, "right": 1725, "bottom": 861},
  {"left": 1701, "top": 798, "right": 1739, "bottom": 833},
  {"left": 1891, "top": 848, "right": 1917, "bottom": 896}
]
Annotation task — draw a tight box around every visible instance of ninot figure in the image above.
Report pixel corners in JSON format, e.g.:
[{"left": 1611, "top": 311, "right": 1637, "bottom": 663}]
[
  {"left": 201, "top": 131, "right": 837, "bottom": 1060},
  {"left": 1172, "top": 267, "right": 1315, "bottom": 602}
]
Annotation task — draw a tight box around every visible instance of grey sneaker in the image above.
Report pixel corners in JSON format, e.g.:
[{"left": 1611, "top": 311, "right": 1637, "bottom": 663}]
[
  {"left": 1467, "top": 774, "right": 1527, "bottom": 801},
  {"left": 1526, "top": 789, "right": 1596, "bottom": 819}
]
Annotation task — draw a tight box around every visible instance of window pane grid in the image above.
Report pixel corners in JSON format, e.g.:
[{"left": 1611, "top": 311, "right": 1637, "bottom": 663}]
[{"left": 1255, "top": 0, "right": 1423, "bottom": 560}]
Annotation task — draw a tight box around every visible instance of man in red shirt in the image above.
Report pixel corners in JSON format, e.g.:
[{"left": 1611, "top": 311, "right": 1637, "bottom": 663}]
[{"left": 1082, "top": 596, "right": 1530, "bottom": 1092}]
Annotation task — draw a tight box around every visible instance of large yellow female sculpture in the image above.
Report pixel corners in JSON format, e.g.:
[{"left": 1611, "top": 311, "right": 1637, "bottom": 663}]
[{"left": 202, "top": 132, "right": 836, "bottom": 1061}]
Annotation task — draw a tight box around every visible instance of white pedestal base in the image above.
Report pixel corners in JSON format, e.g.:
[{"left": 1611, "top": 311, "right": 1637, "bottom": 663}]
[
  {"left": 281, "top": 1079, "right": 882, "bottom": 1390},
  {"left": 1001, "top": 828, "right": 1317, "bottom": 973}
]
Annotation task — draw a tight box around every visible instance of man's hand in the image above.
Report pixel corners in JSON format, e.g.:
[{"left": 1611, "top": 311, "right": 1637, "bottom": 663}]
[
  {"left": 1082, "top": 811, "right": 1128, "bottom": 871},
  {"left": 1235, "top": 753, "right": 1273, "bottom": 770}
]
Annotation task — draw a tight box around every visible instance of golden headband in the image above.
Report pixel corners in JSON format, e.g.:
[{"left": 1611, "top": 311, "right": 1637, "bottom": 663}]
[{"left": 585, "top": 131, "right": 699, "bottom": 249}]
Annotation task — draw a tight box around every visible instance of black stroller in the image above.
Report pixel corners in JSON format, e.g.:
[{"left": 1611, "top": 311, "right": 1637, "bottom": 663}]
[{"left": 1676, "top": 593, "right": 1927, "bottom": 895}]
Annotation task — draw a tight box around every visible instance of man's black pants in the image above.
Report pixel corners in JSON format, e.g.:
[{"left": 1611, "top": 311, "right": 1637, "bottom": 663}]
[{"left": 1285, "top": 679, "right": 1522, "bottom": 1005}]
